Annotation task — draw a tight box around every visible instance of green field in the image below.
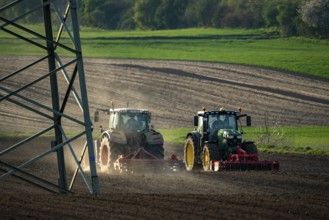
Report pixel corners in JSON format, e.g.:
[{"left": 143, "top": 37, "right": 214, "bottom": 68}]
[
  {"left": 0, "top": 26, "right": 328, "bottom": 78},
  {"left": 159, "top": 126, "right": 329, "bottom": 155}
]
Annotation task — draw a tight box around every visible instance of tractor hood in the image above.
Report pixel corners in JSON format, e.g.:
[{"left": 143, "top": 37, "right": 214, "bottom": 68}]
[
  {"left": 218, "top": 129, "right": 242, "bottom": 147},
  {"left": 219, "top": 129, "right": 242, "bottom": 139}
]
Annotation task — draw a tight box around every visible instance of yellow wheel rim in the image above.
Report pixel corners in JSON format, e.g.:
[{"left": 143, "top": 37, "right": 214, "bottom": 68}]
[
  {"left": 203, "top": 147, "right": 210, "bottom": 170},
  {"left": 185, "top": 142, "right": 194, "bottom": 169}
]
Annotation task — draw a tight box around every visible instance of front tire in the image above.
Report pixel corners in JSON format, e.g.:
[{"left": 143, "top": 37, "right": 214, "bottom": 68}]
[{"left": 202, "top": 143, "right": 220, "bottom": 171}]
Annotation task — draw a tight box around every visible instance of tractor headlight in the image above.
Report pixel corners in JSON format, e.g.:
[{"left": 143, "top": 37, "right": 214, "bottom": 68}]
[
  {"left": 223, "top": 131, "right": 233, "bottom": 139},
  {"left": 237, "top": 135, "right": 242, "bottom": 139}
]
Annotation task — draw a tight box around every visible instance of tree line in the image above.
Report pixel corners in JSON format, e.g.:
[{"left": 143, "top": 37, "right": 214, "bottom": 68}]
[
  {"left": 79, "top": 0, "right": 329, "bottom": 37},
  {"left": 2, "top": 0, "right": 328, "bottom": 38}
]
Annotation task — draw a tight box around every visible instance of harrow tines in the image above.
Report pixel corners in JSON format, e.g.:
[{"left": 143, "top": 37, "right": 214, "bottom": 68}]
[{"left": 210, "top": 160, "right": 280, "bottom": 171}]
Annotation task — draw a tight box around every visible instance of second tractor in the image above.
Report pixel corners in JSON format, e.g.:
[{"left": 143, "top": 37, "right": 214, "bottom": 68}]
[{"left": 184, "top": 107, "right": 279, "bottom": 171}]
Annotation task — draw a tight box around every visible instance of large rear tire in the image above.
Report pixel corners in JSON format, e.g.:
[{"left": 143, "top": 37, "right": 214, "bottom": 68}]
[
  {"left": 184, "top": 136, "right": 197, "bottom": 171},
  {"left": 99, "top": 135, "right": 122, "bottom": 172},
  {"left": 202, "top": 143, "right": 220, "bottom": 171}
]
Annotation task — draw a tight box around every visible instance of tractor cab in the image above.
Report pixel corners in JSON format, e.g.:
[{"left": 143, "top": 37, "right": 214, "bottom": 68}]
[
  {"left": 108, "top": 108, "right": 151, "bottom": 133},
  {"left": 184, "top": 107, "right": 279, "bottom": 172},
  {"left": 194, "top": 108, "right": 251, "bottom": 144},
  {"left": 95, "top": 108, "right": 151, "bottom": 133}
]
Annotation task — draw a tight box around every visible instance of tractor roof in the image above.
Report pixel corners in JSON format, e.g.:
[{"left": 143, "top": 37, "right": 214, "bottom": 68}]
[
  {"left": 197, "top": 110, "right": 237, "bottom": 116},
  {"left": 110, "top": 108, "right": 149, "bottom": 114}
]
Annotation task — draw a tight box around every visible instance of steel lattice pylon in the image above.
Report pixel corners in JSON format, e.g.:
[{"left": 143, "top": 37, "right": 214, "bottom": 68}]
[{"left": 0, "top": 0, "right": 99, "bottom": 194}]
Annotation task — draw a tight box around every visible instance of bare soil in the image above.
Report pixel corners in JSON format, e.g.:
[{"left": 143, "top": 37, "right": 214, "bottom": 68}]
[
  {"left": 1, "top": 56, "right": 329, "bottom": 132},
  {"left": 1, "top": 56, "right": 329, "bottom": 219}
]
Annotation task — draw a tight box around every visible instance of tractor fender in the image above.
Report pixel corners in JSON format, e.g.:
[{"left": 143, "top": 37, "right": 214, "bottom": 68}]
[
  {"left": 242, "top": 140, "right": 255, "bottom": 145},
  {"left": 101, "top": 130, "right": 127, "bottom": 145},
  {"left": 241, "top": 140, "right": 255, "bottom": 148},
  {"left": 241, "top": 140, "right": 258, "bottom": 155},
  {"left": 145, "top": 130, "right": 164, "bottom": 145}
]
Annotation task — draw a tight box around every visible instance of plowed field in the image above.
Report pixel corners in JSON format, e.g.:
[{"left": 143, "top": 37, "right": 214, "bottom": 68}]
[
  {"left": 1, "top": 56, "right": 329, "bottom": 219},
  {"left": 1, "top": 56, "right": 329, "bottom": 131}
]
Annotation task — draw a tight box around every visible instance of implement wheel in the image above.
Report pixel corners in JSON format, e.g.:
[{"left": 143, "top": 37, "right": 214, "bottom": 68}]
[
  {"left": 202, "top": 143, "right": 220, "bottom": 171},
  {"left": 184, "top": 136, "right": 197, "bottom": 171}
]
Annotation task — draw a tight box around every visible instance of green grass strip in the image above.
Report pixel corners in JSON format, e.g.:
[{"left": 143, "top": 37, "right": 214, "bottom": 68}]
[{"left": 160, "top": 126, "right": 329, "bottom": 155}]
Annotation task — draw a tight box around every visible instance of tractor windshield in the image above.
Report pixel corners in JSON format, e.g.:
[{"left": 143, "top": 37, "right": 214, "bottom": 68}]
[
  {"left": 208, "top": 113, "right": 237, "bottom": 132},
  {"left": 114, "top": 112, "right": 149, "bottom": 132}
]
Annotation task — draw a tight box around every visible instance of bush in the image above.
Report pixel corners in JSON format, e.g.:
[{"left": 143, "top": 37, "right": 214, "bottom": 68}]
[{"left": 299, "top": 0, "right": 329, "bottom": 37}]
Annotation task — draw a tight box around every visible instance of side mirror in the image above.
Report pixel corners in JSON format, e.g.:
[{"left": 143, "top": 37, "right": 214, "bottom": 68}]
[
  {"left": 94, "top": 110, "right": 99, "bottom": 122},
  {"left": 246, "top": 116, "right": 251, "bottom": 126},
  {"left": 194, "top": 116, "right": 198, "bottom": 126}
]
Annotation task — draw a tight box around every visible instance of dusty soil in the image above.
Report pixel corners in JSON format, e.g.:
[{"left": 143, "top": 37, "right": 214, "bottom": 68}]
[
  {"left": 1, "top": 137, "right": 329, "bottom": 219},
  {"left": 1, "top": 56, "right": 329, "bottom": 219}
]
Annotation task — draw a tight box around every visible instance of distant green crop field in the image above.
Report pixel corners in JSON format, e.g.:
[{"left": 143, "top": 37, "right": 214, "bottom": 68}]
[
  {"left": 0, "top": 26, "right": 328, "bottom": 78},
  {"left": 159, "top": 126, "right": 329, "bottom": 155}
]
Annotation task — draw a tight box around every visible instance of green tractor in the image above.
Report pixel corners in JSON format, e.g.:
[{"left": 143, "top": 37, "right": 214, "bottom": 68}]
[
  {"left": 94, "top": 107, "right": 165, "bottom": 172},
  {"left": 184, "top": 107, "right": 279, "bottom": 171}
]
